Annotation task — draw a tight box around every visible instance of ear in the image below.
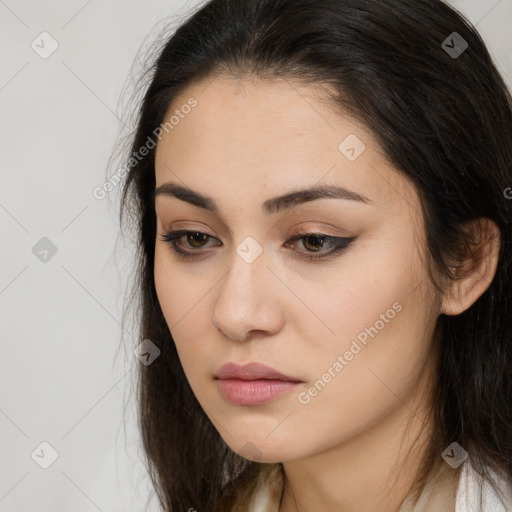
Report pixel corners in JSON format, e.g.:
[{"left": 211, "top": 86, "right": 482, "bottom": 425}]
[{"left": 441, "top": 217, "right": 501, "bottom": 316}]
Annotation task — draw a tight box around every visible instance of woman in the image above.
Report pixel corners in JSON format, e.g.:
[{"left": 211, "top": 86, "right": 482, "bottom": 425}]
[{"left": 118, "top": 0, "right": 512, "bottom": 510}]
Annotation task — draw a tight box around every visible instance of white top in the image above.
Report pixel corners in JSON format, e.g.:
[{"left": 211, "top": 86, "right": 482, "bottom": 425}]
[{"left": 456, "top": 460, "right": 512, "bottom": 511}]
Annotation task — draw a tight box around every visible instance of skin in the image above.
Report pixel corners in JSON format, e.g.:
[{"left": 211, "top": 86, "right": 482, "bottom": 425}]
[{"left": 153, "top": 74, "right": 501, "bottom": 512}]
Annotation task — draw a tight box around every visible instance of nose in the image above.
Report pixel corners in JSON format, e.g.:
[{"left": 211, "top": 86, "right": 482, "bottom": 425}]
[{"left": 211, "top": 248, "right": 284, "bottom": 342}]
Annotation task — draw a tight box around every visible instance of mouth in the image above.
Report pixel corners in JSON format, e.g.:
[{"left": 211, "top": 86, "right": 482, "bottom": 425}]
[
  {"left": 215, "top": 361, "right": 302, "bottom": 381},
  {"left": 214, "top": 362, "right": 303, "bottom": 406}
]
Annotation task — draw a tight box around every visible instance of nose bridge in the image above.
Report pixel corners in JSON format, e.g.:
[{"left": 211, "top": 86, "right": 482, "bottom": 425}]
[
  {"left": 211, "top": 238, "right": 282, "bottom": 340},
  {"left": 222, "top": 233, "right": 269, "bottom": 293}
]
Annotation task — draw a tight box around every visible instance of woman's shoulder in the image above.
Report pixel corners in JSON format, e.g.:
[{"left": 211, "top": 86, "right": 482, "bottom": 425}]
[{"left": 456, "top": 458, "right": 512, "bottom": 512}]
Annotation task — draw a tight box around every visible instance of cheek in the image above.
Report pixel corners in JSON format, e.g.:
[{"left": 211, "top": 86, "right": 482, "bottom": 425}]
[
  {"left": 154, "top": 245, "right": 209, "bottom": 324},
  {"left": 299, "top": 233, "right": 435, "bottom": 397},
  {"left": 295, "top": 230, "right": 426, "bottom": 356},
  {"left": 295, "top": 236, "right": 435, "bottom": 426},
  {"left": 153, "top": 251, "right": 216, "bottom": 371}
]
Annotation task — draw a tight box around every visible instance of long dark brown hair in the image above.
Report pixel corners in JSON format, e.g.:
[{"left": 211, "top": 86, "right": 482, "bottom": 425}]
[{"left": 115, "top": 0, "right": 512, "bottom": 510}]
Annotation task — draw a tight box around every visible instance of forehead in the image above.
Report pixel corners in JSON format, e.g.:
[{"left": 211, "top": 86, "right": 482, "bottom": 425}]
[{"left": 154, "top": 74, "right": 417, "bottom": 215}]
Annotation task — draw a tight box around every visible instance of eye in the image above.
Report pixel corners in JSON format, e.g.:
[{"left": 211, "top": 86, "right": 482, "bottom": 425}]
[
  {"left": 284, "top": 231, "right": 355, "bottom": 260},
  {"left": 158, "top": 230, "right": 219, "bottom": 256},
  {"left": 158, "top": 229, "right": 356, "bottom": 261}
]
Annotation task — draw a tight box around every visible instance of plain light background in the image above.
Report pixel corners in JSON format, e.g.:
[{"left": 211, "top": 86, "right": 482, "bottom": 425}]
[{"left": 1, "top": 0, "right": 511, "bottom": 510}]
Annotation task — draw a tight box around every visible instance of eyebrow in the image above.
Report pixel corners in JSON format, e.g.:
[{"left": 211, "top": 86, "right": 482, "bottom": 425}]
[{"left": 152, "top": 182, "right": 372, "bottom": 215}]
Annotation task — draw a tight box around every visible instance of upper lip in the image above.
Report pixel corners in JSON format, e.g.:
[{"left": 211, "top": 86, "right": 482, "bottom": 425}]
[{"left": 215, "top": 362, "right": 302, "bottom": 381}]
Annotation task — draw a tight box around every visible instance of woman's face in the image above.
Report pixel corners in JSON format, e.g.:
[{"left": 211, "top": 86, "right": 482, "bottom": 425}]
[{"left": 153, "top": 74, "right": 441, "bottom": 463}]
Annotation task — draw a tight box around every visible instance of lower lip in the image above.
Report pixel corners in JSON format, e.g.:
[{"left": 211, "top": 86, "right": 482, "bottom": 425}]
[{"left": 216, "top": 378, "right": 301, "bottom": 406}]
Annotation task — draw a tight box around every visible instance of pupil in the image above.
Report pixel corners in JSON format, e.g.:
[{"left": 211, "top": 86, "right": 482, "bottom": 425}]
[
  {"left": 188, "top": 232, "right": 207, "bottom": 248},
  {"left": 305, "top": 235, "right": 323, "bottom": 251}
]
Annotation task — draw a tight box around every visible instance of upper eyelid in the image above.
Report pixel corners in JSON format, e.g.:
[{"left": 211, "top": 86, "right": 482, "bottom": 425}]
[{"left": 157, "top": 219, "right": 350, "bottom": 238}]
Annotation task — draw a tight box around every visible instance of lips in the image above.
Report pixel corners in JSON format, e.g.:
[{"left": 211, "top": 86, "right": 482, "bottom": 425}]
[
  {"left": 214, "top": 362, "right": 302, "bottom": 382},
  {"left": 214, "top": 363, "right": 304, "bottom": 406}
]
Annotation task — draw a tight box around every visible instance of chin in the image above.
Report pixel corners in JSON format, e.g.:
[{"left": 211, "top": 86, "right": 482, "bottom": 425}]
[{"left": 225, "top": 435, "right": 305, "bottom": 464}]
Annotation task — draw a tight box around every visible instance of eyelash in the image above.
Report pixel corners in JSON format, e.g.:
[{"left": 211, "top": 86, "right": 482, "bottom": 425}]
[{"left": 157, "top": 228, "right": 356, "bottom": 262}]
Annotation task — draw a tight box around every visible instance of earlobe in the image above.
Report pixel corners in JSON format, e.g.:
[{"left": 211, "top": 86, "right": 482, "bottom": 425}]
[{"left": 440, "top": 218, "right": 501, "bottom": 316}]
